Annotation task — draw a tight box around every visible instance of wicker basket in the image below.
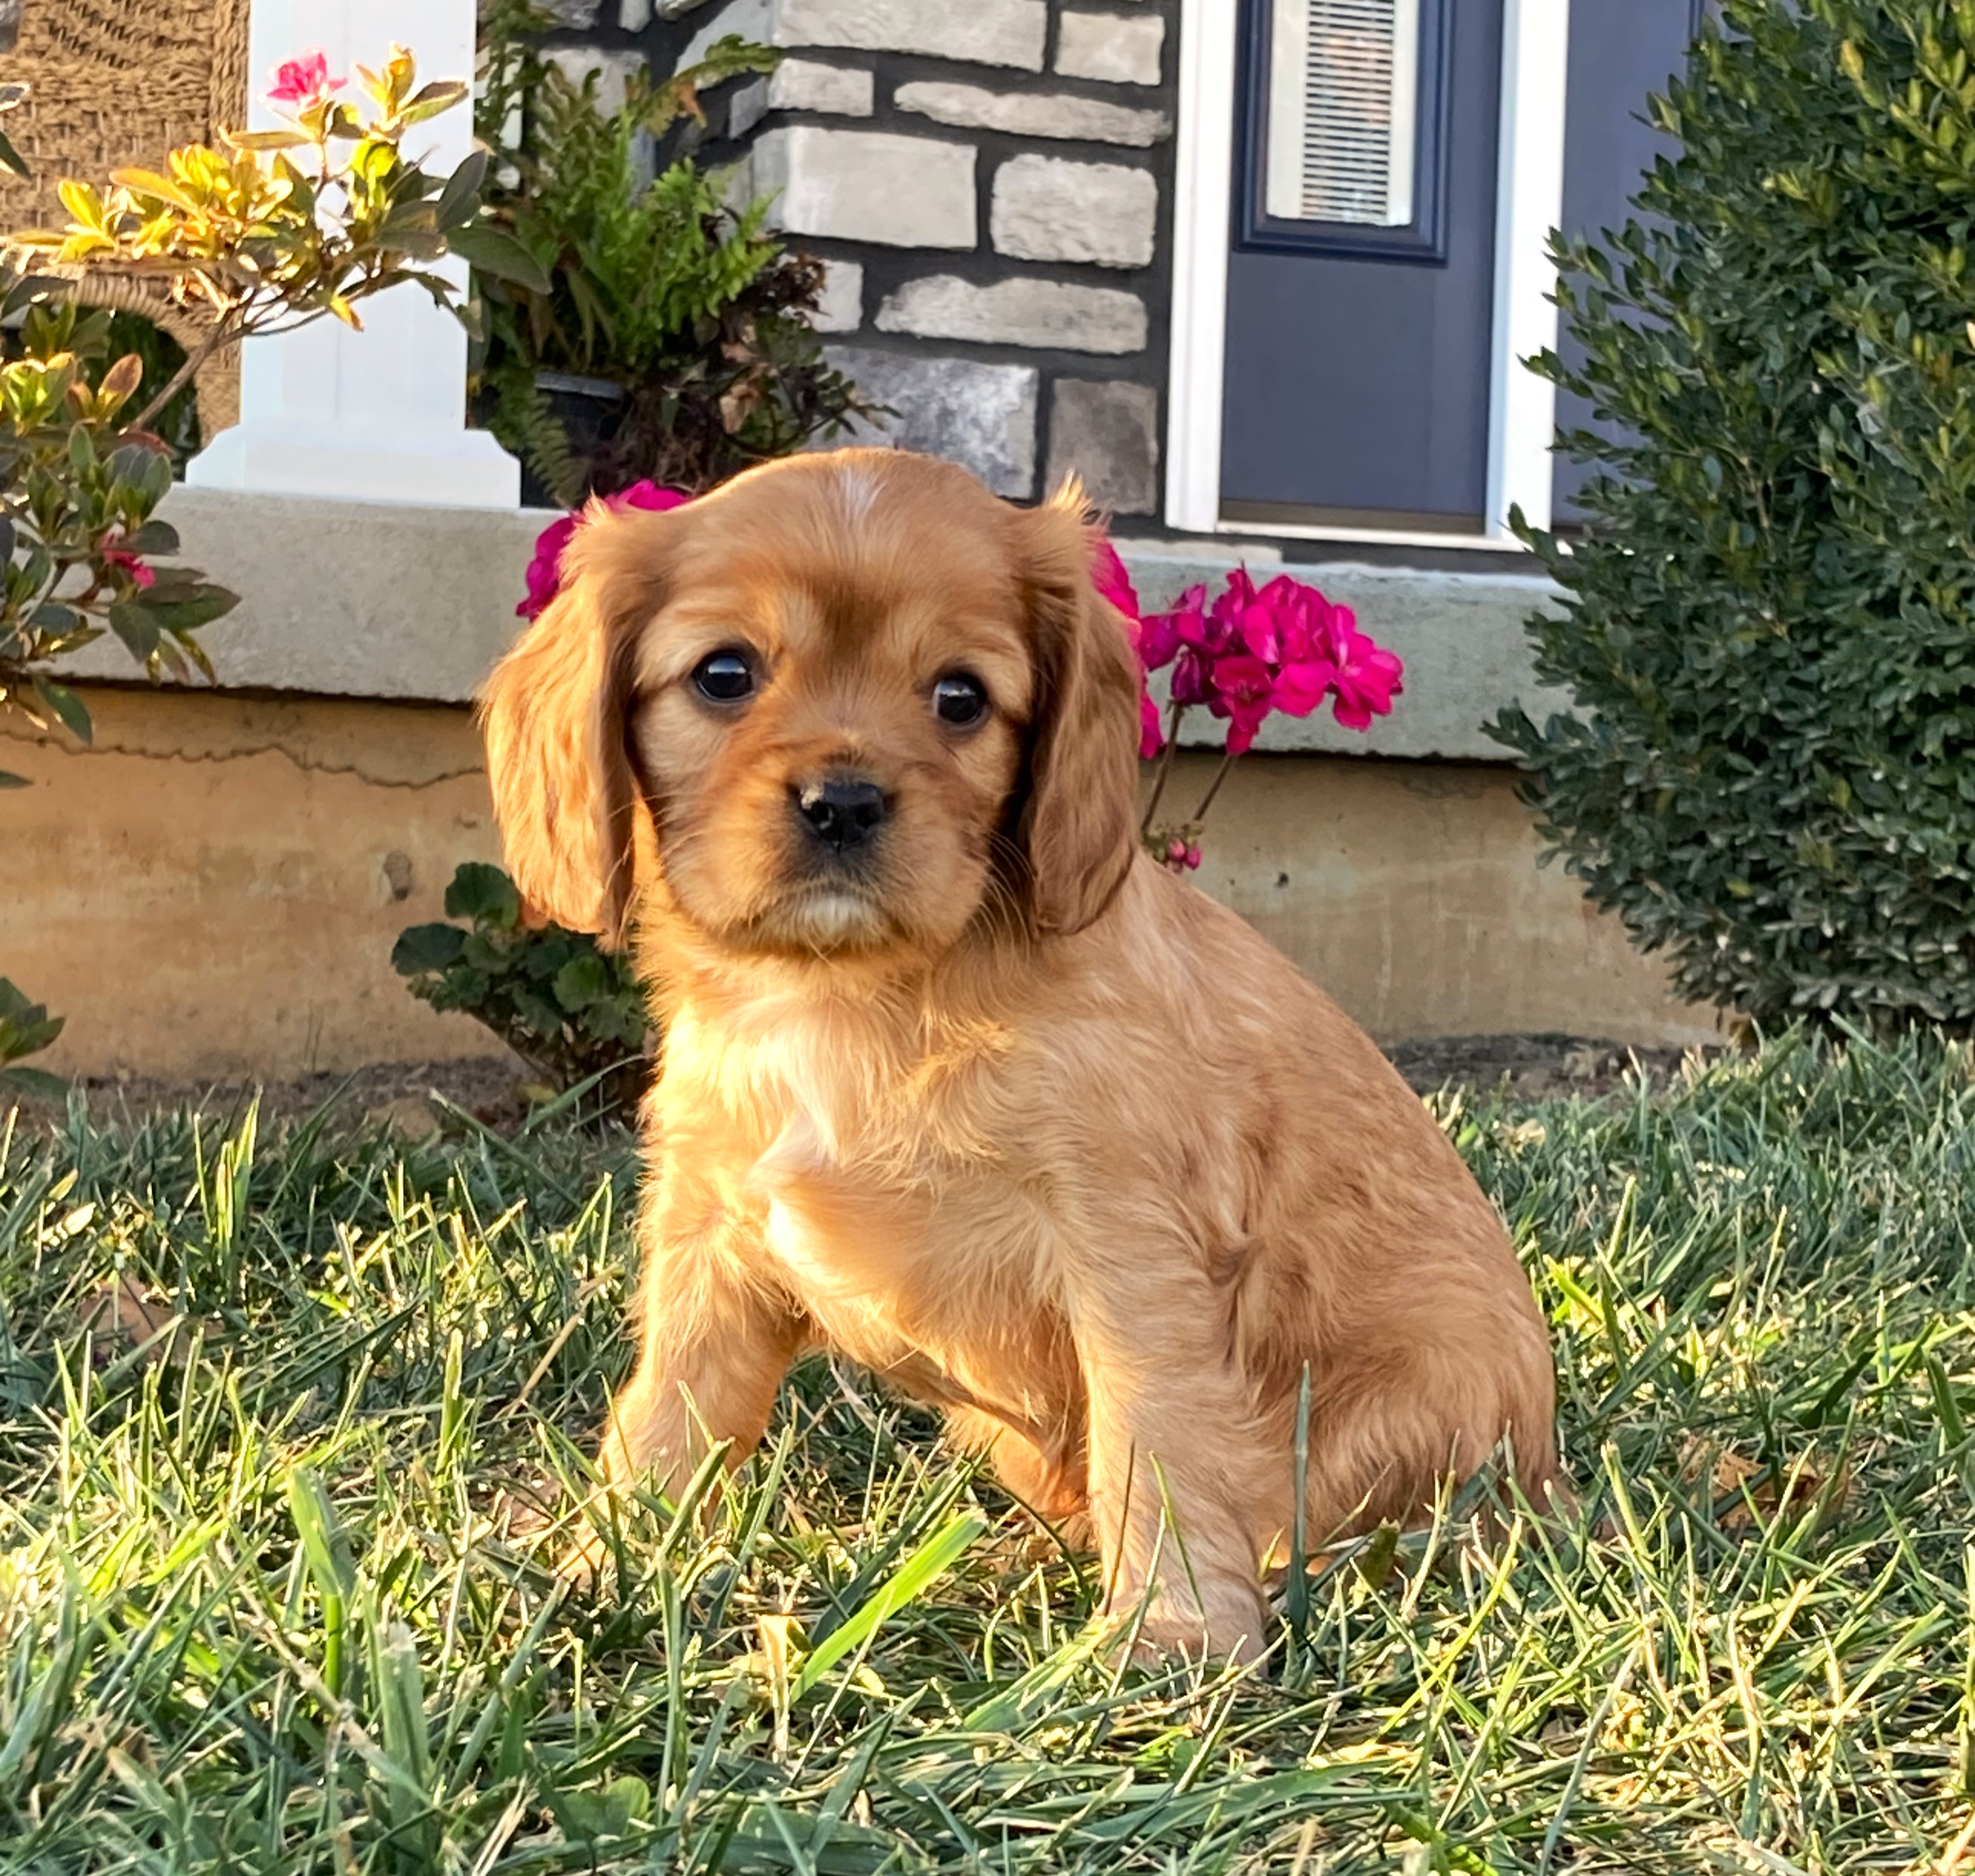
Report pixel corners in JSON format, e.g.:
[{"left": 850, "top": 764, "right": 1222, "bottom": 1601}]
[{"left": 0, "top": 0, "right": 252, "bottom": 433}]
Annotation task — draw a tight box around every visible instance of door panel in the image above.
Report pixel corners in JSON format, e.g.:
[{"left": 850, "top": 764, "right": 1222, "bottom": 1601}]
[
  {"left": 1221, "top": 0, "right": 1503, "bottom": 530},
  {"left": 1551, "top": 0, "right": 1707, "bottom": 517}
]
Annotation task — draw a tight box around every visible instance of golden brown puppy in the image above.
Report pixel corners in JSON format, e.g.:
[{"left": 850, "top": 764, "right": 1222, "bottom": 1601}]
[{"left": 481, "top": 447, "right": 1561, "bottom": 1659}]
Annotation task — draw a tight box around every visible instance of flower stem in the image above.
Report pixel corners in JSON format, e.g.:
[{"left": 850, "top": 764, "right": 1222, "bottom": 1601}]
[
  {"left": 1192, "top": 750, "right": 1238, "bottom": 826},
  {"left": 1139, "top": 703, "right": 1186, "bottom": 833}
]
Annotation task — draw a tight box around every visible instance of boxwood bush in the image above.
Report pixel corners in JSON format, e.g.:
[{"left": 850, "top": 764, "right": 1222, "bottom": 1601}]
[{"left": 1492, "top": 0, "right": 1975, "bottom": 1027}]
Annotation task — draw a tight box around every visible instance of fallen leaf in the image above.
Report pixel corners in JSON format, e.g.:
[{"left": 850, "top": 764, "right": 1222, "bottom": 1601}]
[{"left": 73, "top": 1275, "right": 220, "bottom": 1369}]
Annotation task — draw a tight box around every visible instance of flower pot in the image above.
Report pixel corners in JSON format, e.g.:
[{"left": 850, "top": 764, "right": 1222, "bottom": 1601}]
[{"left": 475, "top": 370, "right": 628, "bottom": 508}]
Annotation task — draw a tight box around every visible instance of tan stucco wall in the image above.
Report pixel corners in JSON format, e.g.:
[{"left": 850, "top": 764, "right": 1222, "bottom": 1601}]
[
  {"left": 2, "top": 688, "right": 507, "bottom": 1079},
  {"left": 2, "top": 685, "right": 1717, "bottom": 1081},
  {"left": 1163, "top": 752, "right": 1718, "bottom": 1046}
]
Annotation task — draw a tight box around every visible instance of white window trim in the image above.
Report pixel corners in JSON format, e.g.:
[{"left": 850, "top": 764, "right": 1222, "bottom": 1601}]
[{"left": 1164, "top": 0, "right": 1571, "bottom": 549}]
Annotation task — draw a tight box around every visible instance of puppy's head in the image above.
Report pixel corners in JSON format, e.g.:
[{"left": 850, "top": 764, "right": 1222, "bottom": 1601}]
[{"left": 480, "top": 450, "right": 1141, "bottom": 965}]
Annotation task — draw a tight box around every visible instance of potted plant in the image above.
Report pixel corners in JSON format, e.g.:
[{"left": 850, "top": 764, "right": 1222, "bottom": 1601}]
[{"left": 472, "top": 1, "right": 869, "bottom": 506}]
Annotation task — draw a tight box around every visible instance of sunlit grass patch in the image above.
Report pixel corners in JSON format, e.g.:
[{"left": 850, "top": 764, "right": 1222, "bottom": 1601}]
[{"left": 4, "top": 1031, "right": 1975, "bottom": 1871}]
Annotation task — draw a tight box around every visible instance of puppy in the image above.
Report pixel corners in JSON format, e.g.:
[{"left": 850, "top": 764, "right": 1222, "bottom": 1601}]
[{"left": 481, "top": 448, "right": 1561, "bottom": 1660}]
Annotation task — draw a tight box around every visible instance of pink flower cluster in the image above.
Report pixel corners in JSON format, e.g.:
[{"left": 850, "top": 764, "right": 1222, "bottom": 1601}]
[
  {"left": 267, "top": 50, "right": 344, "bottom": 110},
  {"left": 1134, "top": 570, "right": 1402, "bottom": 756},
  {"left": 517, "top": 481, "right": 691, "bottom": 621},
  {"left": 101, "top": 547, "right": 154, "bottom": 590},
  {"left": 1089, "top": 536, "right": 1405, "bottom": 875}
]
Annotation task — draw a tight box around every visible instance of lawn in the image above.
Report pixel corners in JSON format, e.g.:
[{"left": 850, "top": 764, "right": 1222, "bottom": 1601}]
[{"left": 3, "top": 1031, "right": 1973, "bottom": 1873}]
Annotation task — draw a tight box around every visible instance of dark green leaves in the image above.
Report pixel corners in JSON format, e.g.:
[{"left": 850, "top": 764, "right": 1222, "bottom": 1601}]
[
  {"left": 1494, "top": 0, "right": 1975, "bottom": 1029},
  {"left": 443, "top": 223, "right": 551, "bottom": 294},
  {"left": 0, "top": 975, "right": 65, "bottom": 1099},
  {"left": 397, "top": 862, "right": 652, "bottom": 1112},
  {"left": 443, "top": 862, "right": 522, "bottom": 928},
  {"left": 389, "top": 924, "right": 467, "bottom": 975}
]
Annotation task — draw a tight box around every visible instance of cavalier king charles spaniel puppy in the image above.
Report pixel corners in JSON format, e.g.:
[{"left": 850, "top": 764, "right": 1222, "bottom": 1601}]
[{"left": 481, "top": 447, "right": 1561, "bottom": 1659}]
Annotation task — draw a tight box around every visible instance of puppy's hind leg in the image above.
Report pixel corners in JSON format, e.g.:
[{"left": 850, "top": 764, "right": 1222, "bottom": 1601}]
[
  {"left": 944, "top": 1406, "right": 1091, "bottom": 1548},
  {"left": 1295, "top": 1326, "right": 1563, "bottom": 1548}
]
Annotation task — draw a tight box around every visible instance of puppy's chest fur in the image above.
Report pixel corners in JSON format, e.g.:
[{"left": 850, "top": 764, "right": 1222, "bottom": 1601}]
[{"left": 664, "top": 1001, "right": 1074, "bottom": 1426}]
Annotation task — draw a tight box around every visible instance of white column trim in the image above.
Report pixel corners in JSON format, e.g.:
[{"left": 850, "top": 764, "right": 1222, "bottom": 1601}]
[
  {"left": 1163, "top": 0, "right": 1238, "bottom": 534},
  {"left": 1163, "top": 0, "right": 1571, "bottom": 547},
  {"left": 1485, "top": 0, "right": 1570, "bottom": 538},
  {"left": 187, "top": 0, "right": 520, "bottom": 509}
]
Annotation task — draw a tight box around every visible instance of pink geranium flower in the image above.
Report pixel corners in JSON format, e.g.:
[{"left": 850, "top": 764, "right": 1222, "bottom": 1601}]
[
  {"left": 1159, "top": 585, "right": 1229, "bottom": 711},
  {"left": 1091, "top": 534, "right": 1174, "bottom": 758},
  {"left": 1136, "top": 603, "right": 1183, "bottom": 673},
  {"left": 1091, "top": 539, "right": 1140, "bottom": 624},
  {"left": 1132, "top": 561, "right": 1404, "bottom": 871},
  {"left": 614, "top": 481, "right": 690, "bottom": 517},
  {"left": 517, "top": 513, "right": 580, "bottom": 622},
  {"left": 1206, "top": 652, "right": 1276, "bottom": 755},
  {"left": 516, "top": 482, "right": 691, "bottom": 621},
  {"left": 267, "top": 50, "right": 344, "bottom": 108},
  {"left": 1321, "top": 603, "right": 1405, "bottom": 730}
]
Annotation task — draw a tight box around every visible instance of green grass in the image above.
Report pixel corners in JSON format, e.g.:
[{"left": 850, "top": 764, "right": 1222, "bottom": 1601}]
[{"left": 5, "top": 1030, "right": 1975, "bottom": 1872}]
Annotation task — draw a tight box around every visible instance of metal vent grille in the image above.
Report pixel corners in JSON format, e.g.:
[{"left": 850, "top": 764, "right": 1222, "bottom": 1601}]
[{"left": 1264, "top": 0, "right": 1420, "bottom": 227}]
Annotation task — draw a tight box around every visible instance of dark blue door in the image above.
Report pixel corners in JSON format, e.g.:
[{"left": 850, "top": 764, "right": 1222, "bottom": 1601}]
[
  {"left": 1220, "top": 0, "right": 1505, "bottom": 533},
  {"left": 1552, "top": 0, "right": 1707, "bottom": 517}
]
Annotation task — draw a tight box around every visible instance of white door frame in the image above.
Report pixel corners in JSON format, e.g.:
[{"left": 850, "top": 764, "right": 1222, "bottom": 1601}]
[{"left": 1163, "top": 0, "right": 1571, "bottom": 549}]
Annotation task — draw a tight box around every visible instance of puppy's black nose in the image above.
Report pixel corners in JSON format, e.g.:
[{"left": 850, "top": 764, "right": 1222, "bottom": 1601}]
[{"left": 795, "top": 776, "right": 888, "bottom": 852}]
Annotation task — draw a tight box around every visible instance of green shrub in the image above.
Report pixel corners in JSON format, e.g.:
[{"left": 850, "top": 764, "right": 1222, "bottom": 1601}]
[
  {"left": 0, "top": 977, "right": 62, "bottom": 1099},
  {"left": 393, "top": 864, "right": 653, "bottom": 1111},
  {"left": 1492, "top": 0, "right": 1975, "bottom": 1027}
]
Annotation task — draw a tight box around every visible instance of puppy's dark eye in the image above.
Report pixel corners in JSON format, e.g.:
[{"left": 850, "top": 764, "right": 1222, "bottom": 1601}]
[
  {"left": 933, "top": 671, "right": 988, "bottom": 728},
  {"left": 692, "top": 650, "right": 756, "bottom": 704}
]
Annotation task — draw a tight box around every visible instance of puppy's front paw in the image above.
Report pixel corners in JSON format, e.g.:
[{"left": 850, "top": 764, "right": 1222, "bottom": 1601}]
[{"left": 1112, "top": 1584, "right": 1274, "bottom": 1668}]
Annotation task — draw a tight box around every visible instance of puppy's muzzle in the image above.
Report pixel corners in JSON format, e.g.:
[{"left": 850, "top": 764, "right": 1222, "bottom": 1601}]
[{"left": 793, "top": 773, "right": 890, "bottom": 856}]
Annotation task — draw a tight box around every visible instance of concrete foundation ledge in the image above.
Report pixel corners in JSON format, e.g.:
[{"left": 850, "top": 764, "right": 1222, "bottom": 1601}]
[
  {"left": 54, "top": 489, "right": 1571, "bottom": 763},
  {"left": 1, "top": 685, "right": 1719, "bottom": 1082}
]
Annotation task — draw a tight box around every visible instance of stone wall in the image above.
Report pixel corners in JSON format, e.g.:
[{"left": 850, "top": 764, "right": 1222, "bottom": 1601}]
[{"left": 534, "top": 0, "right": 1181, "bottom": 515}]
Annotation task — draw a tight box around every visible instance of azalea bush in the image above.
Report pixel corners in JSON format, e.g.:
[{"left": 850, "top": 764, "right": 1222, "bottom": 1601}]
[
  {"left": 1, "top": 46, "right": 515, "bottom": 1092},
  {"left": 1096, "top": 547, "right": 1403, "bottom": 870},
  {"left": 1493, "top": 0, "right": 1975, "bottom": 1028},
  {"left": 0, "top": 289, "right": 234, "bottom": 777},
  {"left": 19, "top": 48, "right": 530, "bottom": 432},
  {"left": 472, "top": 0, "right": 865, "bottom": 504},
  {"left": 2, "top": 46, "right": 522, "bottom": 766}
]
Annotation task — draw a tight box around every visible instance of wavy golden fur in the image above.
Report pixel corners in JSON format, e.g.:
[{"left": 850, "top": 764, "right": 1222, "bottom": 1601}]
[{"left": 481, "top": 448, "right": 1561, "bottom": 1658}]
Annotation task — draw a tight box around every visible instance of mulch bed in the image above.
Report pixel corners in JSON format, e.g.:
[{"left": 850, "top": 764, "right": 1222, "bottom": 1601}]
[{"left": 1385, "top": 1031, "right": 1715, "bottom": 1100}]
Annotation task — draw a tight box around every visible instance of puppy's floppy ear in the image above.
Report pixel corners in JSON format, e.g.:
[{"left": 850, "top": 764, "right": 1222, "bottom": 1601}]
[
  {"left": 1014, "top": 481, "right": 1143, "bottom": 936},
  {"left": 480, "top": 506, "right": 667, "bottom": 947}
]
